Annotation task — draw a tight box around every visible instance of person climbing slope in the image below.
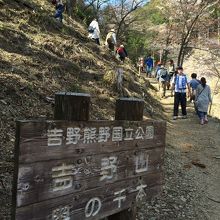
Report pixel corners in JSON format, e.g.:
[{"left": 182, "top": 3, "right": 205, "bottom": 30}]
[
  {"left": 116, "top": 45, "right": 128, "bottom": 63},
  {"left": 105, "top": 29, "right": 117, "bottom": 53},
  {"left": 88, "top": 18, "right": 100, "bottom": 45},
  {"left": 52, "top": 0, "right": 65, "bottom": 23}
]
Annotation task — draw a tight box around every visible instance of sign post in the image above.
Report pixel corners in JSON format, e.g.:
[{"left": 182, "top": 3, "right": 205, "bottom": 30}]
[
  {"left": 12, "top": 93, "right": 166, "bottom": 220},
  {"left": 108, "top": 98, "right": 144, "bottom": 220}
]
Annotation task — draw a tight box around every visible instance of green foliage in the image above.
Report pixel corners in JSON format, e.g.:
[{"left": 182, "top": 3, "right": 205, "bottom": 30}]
[
  {"left": 135, "top": 0, "right": 166, "bottom": 25},
  {"left": 147, "top": 8, "right": 166, "bottom": 24},
  {"left": 69, "top": 83, "right": 85, "bottom": 93},
  {"left": 126, "top": 29, "right": 158, "bottom": 62},
  {"left": 210, "top": 4, "right": 220, "bottom": 18},
  {"left": 75, "top": 5, "right": 96, "bottom": 25}
]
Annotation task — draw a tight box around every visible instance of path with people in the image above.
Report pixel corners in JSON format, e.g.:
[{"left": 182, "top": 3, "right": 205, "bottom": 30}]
[{"left": 138, "top": 78, "right": 220, "bottom": 220}]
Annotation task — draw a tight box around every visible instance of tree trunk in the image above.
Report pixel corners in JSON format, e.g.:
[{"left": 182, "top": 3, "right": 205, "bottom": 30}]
[{"left": 177, "top": 42, "right": 185, "bottom": 66}]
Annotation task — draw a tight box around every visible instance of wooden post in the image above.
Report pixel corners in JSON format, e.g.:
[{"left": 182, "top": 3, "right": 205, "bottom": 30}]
[
  {"left": 108, "top": 97, "right": 144, "bottom": 220},
  {"left": 108, "top": 207, "right": 137, "bottom": 220},
  {"left": 115, "top": 98, "right": 144, "bottom": 121},
  {"left": 54, "top": 92, "right": 90, "bottom": 121}
]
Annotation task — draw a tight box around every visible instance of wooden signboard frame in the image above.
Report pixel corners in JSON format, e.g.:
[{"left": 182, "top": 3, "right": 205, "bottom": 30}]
[{"left": 12, "top": 94, "right": 166, "bottom": 220}]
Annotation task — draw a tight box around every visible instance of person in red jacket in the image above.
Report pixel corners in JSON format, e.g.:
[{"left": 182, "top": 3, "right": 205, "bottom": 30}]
[{"left": 116, "top": 45, "right": 128, "bottom": 63}]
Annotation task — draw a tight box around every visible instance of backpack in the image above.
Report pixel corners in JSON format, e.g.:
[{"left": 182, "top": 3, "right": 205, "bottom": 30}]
[
  {"left": 88, "top": 27, "right": 94, "bottom": 33},
  {"left": 160, "top": 69, "right": 168, "bottom": 79},
  {"left": 106, "top": 32, "right": 113, "bottom": 43},
  {"left": 174, "top": 75, "right": 187, "bottom": 90}
]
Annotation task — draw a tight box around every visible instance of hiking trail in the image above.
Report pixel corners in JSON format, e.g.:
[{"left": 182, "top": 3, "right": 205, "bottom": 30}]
[{"left": 137, "top": 78, "right": 220, "bottom": 220}]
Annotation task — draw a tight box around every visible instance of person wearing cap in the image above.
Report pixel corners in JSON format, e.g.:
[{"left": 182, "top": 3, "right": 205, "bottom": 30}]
[
  {"left": 105, "top": 29, "right": 117, "bottom": 52},
  {"left": 156, "top": 65, "right": 169, "bottom": 98},
  {"left": 171, "top": 66, "right": 191, "bottom": 120},
  {"left": 116, "top": 44, "right": 128, "bottom": 63}
]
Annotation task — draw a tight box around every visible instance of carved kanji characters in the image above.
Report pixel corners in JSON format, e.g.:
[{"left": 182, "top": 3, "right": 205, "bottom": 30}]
[
  {"left": 100, "top": 156, "right": 117, "bottom": 181},
  {"left": 112, "top": 127, "right": 123, "bottom": 142},
  {"left": 135, "top": 127, "right": 145, "bottom": 140},
  {"left": 52, "top": 163, "right": 74, "bottom": 191},
  {"left": 113, "top": 189, "right": 126, "bottom": 208},
  {"left": 124, "top": 128, "right": 134, "bottom": 141},
  {"left": 98, "top": 127, "right": 110, "bottom": 143},
  {"left": 47, "top": 128, "right": 63, "bottom": 147},
  {"left": 52, "top": 206, "right": 70, "bottom": 220},
  {"left": 83, "top": 127, "right": 97, "bottom": 143},
  {"left": 146, "top": 126, "right": 154, "bottom": 139},
  {"left": 66, "top": 127, "right": 81, "bottom": 145},
  {"left": 135, "top": 152, "right": 149, "bottom": 173}
]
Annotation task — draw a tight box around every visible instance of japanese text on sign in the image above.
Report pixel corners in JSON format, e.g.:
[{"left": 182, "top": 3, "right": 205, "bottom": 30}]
[{"left": 47, "top": 126, "right": 154, "bottom": 147}]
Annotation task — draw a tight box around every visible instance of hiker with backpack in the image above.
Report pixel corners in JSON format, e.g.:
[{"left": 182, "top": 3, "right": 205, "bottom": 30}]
[
  {"left": 52, "top": 0, "right": 65, "bottom": 23},
  {"left": 195, "top": 77, "right": 212, "bottom": 125},
  {"left": 171, "top": 66, "right": 191, "bottom": 120},
  {"left": 189, "top": 73, "right": 201, "bottom": 103},
  {"left": 105, "top": 29, "right": 117, "bottom": 52},
  {"left": 88, "top": 18, "right": 100, "bottom": 45},
  {"left": 157, "top": 65, "right": 169, "bottom": 98},
  {"left": 116, "top": 45, "right": 128, "bottom": 63},
  {"left": 167, "top": 59, "right": 175, "bottom": 90}
]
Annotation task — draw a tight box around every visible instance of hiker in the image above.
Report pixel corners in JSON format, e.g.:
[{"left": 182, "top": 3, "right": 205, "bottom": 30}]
[
  {"left": 88, "top": 18, "right": 100, "bottom": 45},
  {"left": 195, "top": 77, "right": 212, "bottom": 125},
  {"left": 52, "top": 0, "right": 65, "bottom": 23},
  {"left": 155, "top": 62, "right": 162, "bottom": 90},
  {"left": 144, "top": 55, "right": 154, "bottom": 77},
  {"left": 138, "top": 57, "right": 144, "bottom": 73},
  {"left": 116, "top": 45, "right": 128, "bottom": 63},
  {"left": 105, "top": 29, "right": 117, "bottom": 52},
  {"left": 189, "top": 73, "right": 200, "bottom": 103},
  {"left": 171, "top": 66, "right": 191, "bottom": 120},
  {"left": 157, "top": 65, "right": 169, "bottom": 98},
  {"left": 170, "top": 67, "right": 178, "bottom": 97},
  {"left": 167, "top": 59, "right": 175, "bottom": 90},
  {"left": 155, "top": 61, "right": 162, "bottom": 79}
]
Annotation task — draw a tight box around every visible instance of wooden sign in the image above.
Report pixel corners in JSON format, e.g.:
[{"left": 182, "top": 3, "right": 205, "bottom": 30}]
[{"left": 12, "top": 120, "right": 166, "bottom": 220}]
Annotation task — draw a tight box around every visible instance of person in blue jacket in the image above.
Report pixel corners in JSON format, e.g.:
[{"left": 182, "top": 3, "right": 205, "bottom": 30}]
[
  {"left": 52, "top": 0, "right": 65, "bottom": 23},
  {"left": 144, "top": 55, "right": 154, "bottom": 77}
]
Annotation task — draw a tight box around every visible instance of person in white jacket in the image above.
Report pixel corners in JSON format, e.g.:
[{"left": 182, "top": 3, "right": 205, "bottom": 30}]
[{"left": 88, "top": 18, "right": 100, "bottom": 45}]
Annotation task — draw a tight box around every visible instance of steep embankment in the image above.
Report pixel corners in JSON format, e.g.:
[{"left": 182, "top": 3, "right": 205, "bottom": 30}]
[{"left": 0, "top": 0, "right": 164, "bottom": 218}]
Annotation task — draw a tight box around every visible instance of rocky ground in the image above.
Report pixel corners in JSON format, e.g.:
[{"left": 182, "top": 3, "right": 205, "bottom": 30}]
[{"left": 137, "top": 80, "right": 220, "bottom": 220}]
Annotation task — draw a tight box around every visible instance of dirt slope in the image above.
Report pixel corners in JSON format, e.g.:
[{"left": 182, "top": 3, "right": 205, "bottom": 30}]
[{"left": 137, "top": 79, "right": 220, "bottom": 220}]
